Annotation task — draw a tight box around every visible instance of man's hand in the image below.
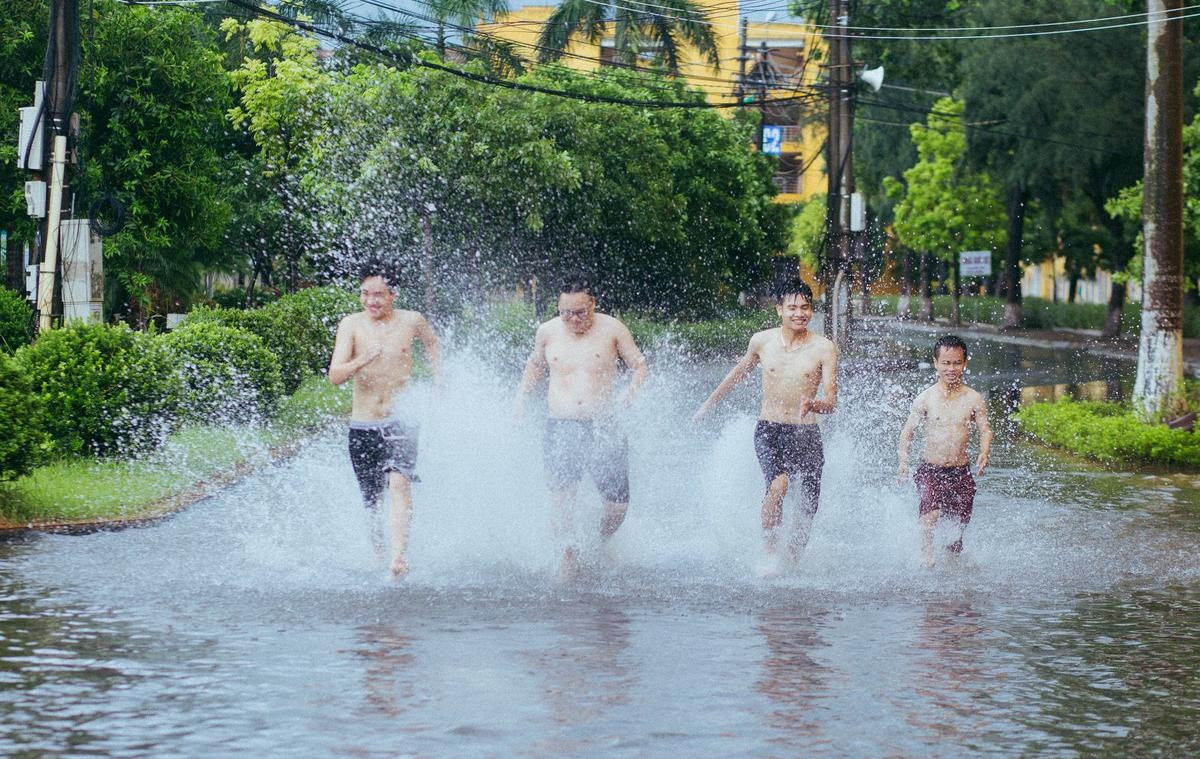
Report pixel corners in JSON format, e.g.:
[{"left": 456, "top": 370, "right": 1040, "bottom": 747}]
[
  {"left": 799, "top": 397, "right": 816, "bottom": 416},
  {"left": 975, "top": 451, "right": 989, "bottom": 477},
  {"left": 360, "top": 344, "right": 383, "bottom": 368},
  {"left": 896, "top": 461, "right": 909, "bottom": 486},
  {"left": 692, "top": 403, "right": 711, "bottom": 423}
]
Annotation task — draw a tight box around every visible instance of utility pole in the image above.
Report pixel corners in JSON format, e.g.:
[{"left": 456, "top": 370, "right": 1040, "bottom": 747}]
[
  {"left": 35, "top": 0, "right": 80, "bottom": 333},
  {"left": 823, "top": 0, "right": 853, "bottom": 346},
  {"left": 1133, "top": 0, "right": 1186, "bottom": 420}
]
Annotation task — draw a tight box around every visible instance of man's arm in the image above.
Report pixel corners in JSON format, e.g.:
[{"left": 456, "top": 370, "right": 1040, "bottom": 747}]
[
  {"left": 973, "top": 393, "right": 993, "bottom": 476},
  {"left": 327, "top": 316, "right": 377, "bottom": 386},
  {"left": 615, "top": 321, "right": 648, "bottom": 404},
  {"left": 693, "top": 337, "right": 760, "bottom": 422},
  {"left": 802, "top": 342, "right": 839, "bottom": 415},
  {"left": 415, "top": 314, "right": 442, "bottom": 386},
  {"left": 514, "top": 325, "right": 549, "bottom": 417},
  {"left": 896, "top": 396, "right": 924, "bottom": 483}
]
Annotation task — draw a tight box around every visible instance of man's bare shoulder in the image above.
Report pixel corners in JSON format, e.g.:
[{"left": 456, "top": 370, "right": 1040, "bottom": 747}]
[
  {"left": 749, "top": 327, "right": 778, "bottom": 348},
  {"left": 339, "top": 311, "right": 366, "bottom": 330},
  {"left": 593, "top": 312, "right": 627, "bottom": 332}
]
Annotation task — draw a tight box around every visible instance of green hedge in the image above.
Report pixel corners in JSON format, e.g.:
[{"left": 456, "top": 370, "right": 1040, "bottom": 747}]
[
  {"left": 164, "top": 322, "right": 284, "bottom": 423},
  {"left": 0, "top": 286, "right": 33, "bottom": 354},
  {"left": 1015, "top": 399, "right": 1200, "bottom": 469},
  {"left": 0, "top": 355, "right": 48, "bottom": 480},
  {"left": 185, "top": 285, "right": 358, "bottom": 392},
  {"left": 14, "top": 322, "right": 183, "bottom": 456}
]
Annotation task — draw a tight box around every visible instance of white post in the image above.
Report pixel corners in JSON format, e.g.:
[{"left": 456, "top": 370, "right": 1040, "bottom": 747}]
[{"left": 36, "top": 134, "right": 67, "bottom": 332}]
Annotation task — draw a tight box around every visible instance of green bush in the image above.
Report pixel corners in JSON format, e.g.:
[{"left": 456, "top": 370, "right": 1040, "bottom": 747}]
[
  {"left": 163, "top": 322, "right": 284, "bottom": 423},
  {"left": 1016, "top": 399, "right": 1200, "bottom": 469},
  {"left": 875, "top": 294, "right": 1145, "bottom": 333},
  {"left": 0, "top": 355, "right": 49, "bottom": 480},
  {"left": 0, "top": 286, "right": 33, "bottom": 353},
  {"left": 185, "top": 286, "right": 359, "bottom": 392},
  {"left": 268, "top": 286, "right": 359, "bottom": 375},
  {"left": 209, "top": 286, "right": 280, "bottom": 309},
  {"left": 14, "top": 322, "right": 182, "bottom": 456},
  {"left": 184, "top": 306, "right": 306, "bottom": 392}
]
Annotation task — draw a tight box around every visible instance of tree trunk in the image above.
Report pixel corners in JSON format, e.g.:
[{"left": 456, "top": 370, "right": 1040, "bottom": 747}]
[
  {"left": 950, "top": 256, "right": 961, "bottom": 326},
  {"left": 918, "top": 252, "right": 933, "bottom": 321},
  {"left": 1068, "top": 273, "right": 1079, "bottom": 303},
  {"left": 420, "top": 207, "right": 436, "bottom": 317},
  {"left": 1103, "top": 279, "right": 1126, "bottom": 338},
  {"left": 897, "top": 249, "right": 912, "bottom": 319},
  {"left": 1133, "top": 0, "right": 1186, "bottom": 421},
  {"left": 1001, "top": 186, "right": 1026, "bottom": 329}
]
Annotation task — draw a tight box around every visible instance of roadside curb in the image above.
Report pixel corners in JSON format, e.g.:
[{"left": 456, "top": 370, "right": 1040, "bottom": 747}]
[{"left": 860, "top": 316, "right": 1200, "bottom": 378}]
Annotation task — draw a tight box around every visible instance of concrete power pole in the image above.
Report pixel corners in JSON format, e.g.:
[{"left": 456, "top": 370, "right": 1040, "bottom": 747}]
[
  {"left": 35, "top": 0, "right": 79, "bottom": 333},
  {"left": 1133, "top": 0, "right": 1186, "bottom": 420},
  {"left": 823, "top": 0, "right": 853, "bottom": 346}
]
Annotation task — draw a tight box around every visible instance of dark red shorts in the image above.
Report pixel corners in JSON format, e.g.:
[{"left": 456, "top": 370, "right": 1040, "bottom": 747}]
[{"left": 914, "top": 462, "right": 975, "bottom": 524}]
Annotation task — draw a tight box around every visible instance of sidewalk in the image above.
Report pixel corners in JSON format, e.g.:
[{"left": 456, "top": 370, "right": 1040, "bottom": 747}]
[{"left": 860, "top": 315, "right": 1200, "bottom": 377}]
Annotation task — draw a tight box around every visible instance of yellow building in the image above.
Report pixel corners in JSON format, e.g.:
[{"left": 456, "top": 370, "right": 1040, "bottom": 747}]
[{"left": 476, "top": 5, "right": 826, "bottom": 204}]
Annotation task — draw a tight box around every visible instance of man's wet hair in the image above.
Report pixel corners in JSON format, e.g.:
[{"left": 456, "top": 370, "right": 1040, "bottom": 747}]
[
  {"left": 560, "top": 271, "right": 594, "bottom": 297},
  {"left": 774, "top": 278, "right": 814, "bottom": 305},
  {"left": 933, "top": 334, "right": 969, "bottom": 360},
  {"left": 359, "top": 264, "right": 396, "bottom": 291}
]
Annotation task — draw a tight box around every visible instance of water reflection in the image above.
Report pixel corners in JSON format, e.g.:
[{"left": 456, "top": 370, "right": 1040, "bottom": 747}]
[
  {"left": 350, "top": 624, "right": 417, "bottom": 718},
  {"left": 754, "top": 607, "right": 831, "bottom": 751},
  {"left": 906, "top": 601, "right": 990, "bottom": 744},
  {"left": 523, "top": 602, "right": 635, "bottom": 754}
]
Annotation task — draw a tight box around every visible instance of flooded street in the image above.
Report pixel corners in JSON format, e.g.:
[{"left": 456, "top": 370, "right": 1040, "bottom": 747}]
[{"left": 2, "top": 330, "right": 1198, "bottom": 755}]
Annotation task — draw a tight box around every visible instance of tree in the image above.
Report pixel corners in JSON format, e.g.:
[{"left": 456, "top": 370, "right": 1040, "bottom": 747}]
[
  {"left": 536, "top": 0, "right": 719, "bottom": 76},
  {"left": 960, "top": 0, "right": 1144, "bottom": 334},
  {"left": 0, "top": 0, "right": 50, "bottom": 258},
  {"left": 884, "top": 99, "right": 1006, "bottom": 324},
  {"left": 82, "top": 1, "right": 234, "bottom": 323}
]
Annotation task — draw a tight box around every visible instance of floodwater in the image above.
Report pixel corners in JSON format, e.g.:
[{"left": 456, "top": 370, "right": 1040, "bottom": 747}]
[{"left": 1, "top": 327, "right": 1198, "bottom": 756}]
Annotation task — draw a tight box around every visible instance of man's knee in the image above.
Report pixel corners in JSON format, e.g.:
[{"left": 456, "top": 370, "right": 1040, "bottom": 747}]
[
  {"left": 767, "top": 474, "right": 790, "bottom": 497},
  {"left": 601, "top": 501, "right": 627, "bottom": 536},
  {"left": 920, "top": 509, "right": 940, "bottom": 526}
]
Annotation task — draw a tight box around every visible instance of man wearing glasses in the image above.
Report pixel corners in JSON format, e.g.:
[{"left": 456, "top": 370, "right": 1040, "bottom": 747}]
[{"left": 515, "top": 273, "right": 648, "bottom": 577}]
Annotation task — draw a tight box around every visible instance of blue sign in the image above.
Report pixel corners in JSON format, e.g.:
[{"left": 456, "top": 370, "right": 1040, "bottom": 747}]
[{"left": 762, "top": 125, "right": 783, "bottom": 155}]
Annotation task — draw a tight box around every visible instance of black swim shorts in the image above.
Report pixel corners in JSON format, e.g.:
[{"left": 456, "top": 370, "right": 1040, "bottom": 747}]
[
  {"left": 542, "top": 418, "right": 630, "bottom": 504},
  {"left": 753, "top": 420, "right": 823, "bottom": 516},
  {"left": 348, "top": 419, "right": 419, "bottom": 510}
]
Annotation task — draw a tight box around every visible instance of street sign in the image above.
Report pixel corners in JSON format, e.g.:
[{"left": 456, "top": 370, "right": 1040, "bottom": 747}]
[
  {"left": 959, "top": 250, "right": 992, "bottom": 277},
  {"left": 761, "top": 125, "right": 783, "bottom": 155}
]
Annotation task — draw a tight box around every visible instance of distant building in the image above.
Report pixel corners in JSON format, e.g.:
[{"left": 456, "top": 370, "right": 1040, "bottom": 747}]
[
  {"left": 1021, "top": 259, "right": 1140, "bottom": 305},
  {"left": 476, "top": 4, "right": 826, "bottom": 204}
]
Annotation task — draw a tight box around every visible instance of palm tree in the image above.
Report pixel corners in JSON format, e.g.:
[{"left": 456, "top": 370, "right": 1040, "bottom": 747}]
[{"left": 536, "top": 0, "right": 719, "bottom": 76}]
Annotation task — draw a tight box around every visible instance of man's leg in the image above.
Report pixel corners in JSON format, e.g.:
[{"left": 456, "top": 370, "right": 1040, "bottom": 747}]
[
  {"left": 920, "top": 509, "right": 940, "bottom": 568},
  {"left": 762, "top": 474, "right": 789, "bottom": 563},
  {"left": 786, "top": 472, "right": 821, "bottom": 565},
  {"left": 386, "top": 472, "right": 413, "bottom": 578},
  {"left": 551, "top": 484, "right": 581, "bottom": 578}
]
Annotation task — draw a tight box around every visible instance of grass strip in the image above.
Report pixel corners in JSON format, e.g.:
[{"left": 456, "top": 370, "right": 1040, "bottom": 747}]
[{"left": 0, "top": 375, "right": 350, "bottom": 527}]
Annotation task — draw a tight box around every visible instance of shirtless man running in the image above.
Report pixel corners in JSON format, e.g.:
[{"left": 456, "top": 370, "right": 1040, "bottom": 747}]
[
  {"left": 897, "top": 334, "right": 992, "bottom": 568},
  {"left": 515, "top": 274, "right": 648, "bottom": 575},
  {"left": 328, "top": 270, "right": 442, "bottom": 579},
  {"left": 694, "top": 278, "right": 837, "bottom": 574}
]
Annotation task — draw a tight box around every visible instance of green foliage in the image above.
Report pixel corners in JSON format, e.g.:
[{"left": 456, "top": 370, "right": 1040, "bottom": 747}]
[
  {"left": 0, "top": 0, "right": 47, "bottom": 247},
  {"left": 184, "top": 286, "right": 357, "bottom": 391},
  {"left": 0, "top": 287, "right": 33, "bottom": 353},
  {"left": 209, "top": 286, "right": 281, "bottom": 309},
  {"left": 83, "top": 0, "right": 235, "bottom": 321},
  {"left": 537, "top": 0, "right": 718, "bottom": 75},
  {"left": 14, "top": 323, "right": 182, "bottom": 456},
  {"left": 788, "top": 195, "right": 826, "bottom": 272},
  {"left": 163, "top": 322, "right": 284, "bottom": 423},
  {"left": 884, "top": 98, "right": 1006, "bottom": 264},
  {"left": 268, "top": 286, "right": 360, "bottom": 375},
  {"left": 1016, "top": 400, "right": 1200, "bottom": 470},
  {"left": 0, "top": 355, "right": 48, "bottom": 480},
  {"left": 184, "top": 305, "right": 306, "bottom": 393}
]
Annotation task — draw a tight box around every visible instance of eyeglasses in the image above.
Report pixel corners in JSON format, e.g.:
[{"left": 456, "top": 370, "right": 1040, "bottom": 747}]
[{"left": 558, "top": 307, "right": 590, "bottom": 319}]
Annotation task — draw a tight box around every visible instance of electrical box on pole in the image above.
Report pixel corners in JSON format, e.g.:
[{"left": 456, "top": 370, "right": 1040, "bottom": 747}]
[
  {"left": 17, "top": 107, "right": 44, "bottom": 170},
  {"left": 60, "top": 218, "right": 103, "bottom": 323},
  {"left": 849, "top": 192, "right": 865, "bottom": 231},
  {"left": 24, "top": 181, "right": 46, "bottom": 217}
]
